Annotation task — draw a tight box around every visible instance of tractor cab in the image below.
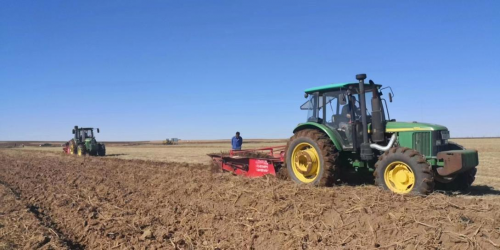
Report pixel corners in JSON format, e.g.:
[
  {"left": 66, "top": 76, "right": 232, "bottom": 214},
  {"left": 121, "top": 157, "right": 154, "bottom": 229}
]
[
  {"left": 79, "top": 128, "right": 94, "bottom": 141},
  {"left": 73, "top": 127, "right": 100, "bottom": 142},
  {"left": 301, "top": 81, "right": 391, "bottom": 149}
]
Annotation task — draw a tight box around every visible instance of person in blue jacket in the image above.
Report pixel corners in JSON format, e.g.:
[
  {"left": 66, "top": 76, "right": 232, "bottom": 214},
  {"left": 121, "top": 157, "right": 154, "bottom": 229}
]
[{"left": 231, "top": 132, "right": 243, "bottom": 150}]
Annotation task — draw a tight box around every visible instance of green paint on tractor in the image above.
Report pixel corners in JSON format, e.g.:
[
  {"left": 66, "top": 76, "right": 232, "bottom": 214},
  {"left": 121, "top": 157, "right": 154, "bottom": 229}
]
[
  {"left": 304, "top": 82, "right": 382, "bottom": 94},
  {"left": 286, "top": 74, "right": 479, "bottom": 195},
  {"left": 384, "top": 121, "right": 447, "bottom": 132}
]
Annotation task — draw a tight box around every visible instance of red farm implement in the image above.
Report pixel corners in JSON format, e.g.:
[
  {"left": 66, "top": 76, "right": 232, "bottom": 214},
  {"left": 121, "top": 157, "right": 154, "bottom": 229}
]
[{"left": 208, "top": 146, "right": 286, "bottom": 177}]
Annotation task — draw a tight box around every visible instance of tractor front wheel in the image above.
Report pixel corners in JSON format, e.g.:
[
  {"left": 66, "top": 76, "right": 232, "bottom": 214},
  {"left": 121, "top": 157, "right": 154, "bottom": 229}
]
[
  {"left": 285, "top": 129, "right": 339, "bottom": 186},
  {"left": 374, "top": 147, "right": 434, "bottom": 195},
  {"left": 434, "top": 142, "right": 477, "bottom": 192},
  {"left": 435, "top": 168, "right": 477, "bottom": 192},
  {"left": 77, "top": 145, "right": 86, "bottom": 156}
]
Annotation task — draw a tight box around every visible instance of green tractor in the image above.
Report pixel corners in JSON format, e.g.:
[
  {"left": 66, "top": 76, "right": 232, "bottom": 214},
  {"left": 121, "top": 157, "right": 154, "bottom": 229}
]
[
  {"left": 286, "top": 74, "right": 479, "bottom": 195},
  {"left": 163, "top": 138, "right": 179, "bottom": 145},
  {"left": 63, "top": 126, "right": 106, "bottom": 157}
]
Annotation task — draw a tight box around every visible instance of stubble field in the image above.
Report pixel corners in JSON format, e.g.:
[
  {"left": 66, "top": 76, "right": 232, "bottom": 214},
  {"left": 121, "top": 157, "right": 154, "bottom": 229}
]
[{"left": 0, "top": 138, "right": 499, "bottom": 249}]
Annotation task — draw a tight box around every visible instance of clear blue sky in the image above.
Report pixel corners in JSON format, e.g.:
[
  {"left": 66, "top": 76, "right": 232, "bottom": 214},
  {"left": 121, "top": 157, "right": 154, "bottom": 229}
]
[{"left": 1, "top": 1, "right": 499, "bottom": 141}]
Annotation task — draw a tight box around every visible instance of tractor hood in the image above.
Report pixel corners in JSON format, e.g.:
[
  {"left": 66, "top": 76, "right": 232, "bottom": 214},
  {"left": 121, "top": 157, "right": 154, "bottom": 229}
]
[{"left": 385, "top": 121, "right": 448, "bottom": 132}]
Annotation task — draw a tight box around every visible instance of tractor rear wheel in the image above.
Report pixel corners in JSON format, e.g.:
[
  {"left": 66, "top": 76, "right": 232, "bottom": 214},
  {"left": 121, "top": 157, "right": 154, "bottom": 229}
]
[
  {"left": 435, "top": 142, "right": 477, "bottom": 192},
  {"left": 285, "top": 129, "right": 339, "bottom": 186},
  {"left": 374, "top": 147, "right": 434, "bottom": 195},
  {"left": 77, "top": 145, "right": 86, "bottom": 156}
]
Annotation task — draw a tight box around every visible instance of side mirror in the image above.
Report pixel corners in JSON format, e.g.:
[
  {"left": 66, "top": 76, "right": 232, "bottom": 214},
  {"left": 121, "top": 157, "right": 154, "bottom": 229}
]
[
  {"left": 339, "top": 94, "right": 347, "bottom": 105},
  {"left": 72, "top": 129, "right": 75, "bottom": 134},
  {"left": 389, "top": 93, "right": 393, "bottom": 103},
  {"left": 97, "top": 128, "right": 100, "bottom": 133},
  {"left": 304, "top": 93, "right": 309, "bottom": 98}
]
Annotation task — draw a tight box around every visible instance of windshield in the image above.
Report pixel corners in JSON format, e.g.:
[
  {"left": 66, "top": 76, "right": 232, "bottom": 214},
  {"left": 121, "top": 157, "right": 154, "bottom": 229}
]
[
  {"left": 356, "top": 91, "right": 373, "bottom": 117},
  {"left": 79, "top": 129, "right": 94, "bottom": 139}
]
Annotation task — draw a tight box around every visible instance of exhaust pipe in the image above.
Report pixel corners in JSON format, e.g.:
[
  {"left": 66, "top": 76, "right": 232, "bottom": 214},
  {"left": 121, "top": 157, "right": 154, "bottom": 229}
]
[
  {"left": 370, "top": 80, "right": 385, "bottom": 143},
  {"left": 356, "top": 74, "right": 374, "bottom": 161},
  {"left": 370, "top": 133, "right": 397, "bottom": 151},
  {"left": 74, "top": 126, "right": 78, "bottom": 140}
]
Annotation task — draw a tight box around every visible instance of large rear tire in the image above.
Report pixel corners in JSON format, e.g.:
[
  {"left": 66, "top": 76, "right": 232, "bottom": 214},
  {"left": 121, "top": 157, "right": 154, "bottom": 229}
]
[
  {"left": 374, "top": 147, "right": 434, "bottom": 195},
  {"left": 285, "top": 129, "right": 339, "bottom": 186},
  {"left": 435, "top": 142, "right": 477, "bottom": 192}
]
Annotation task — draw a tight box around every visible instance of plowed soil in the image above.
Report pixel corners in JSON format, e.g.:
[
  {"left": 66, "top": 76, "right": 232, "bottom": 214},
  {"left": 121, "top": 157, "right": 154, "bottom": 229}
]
[
  {"left": 0, "top": 184, "right": 67, "bottom": 250},
  {"left": 1, "top": 149, "right": 500, "bottom": 250}
]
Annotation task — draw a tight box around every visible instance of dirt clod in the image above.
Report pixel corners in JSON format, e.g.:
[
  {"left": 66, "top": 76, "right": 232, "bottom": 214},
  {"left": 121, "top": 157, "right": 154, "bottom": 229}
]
[{"left": 140, "top": 229, "right": 153, "bottom": 241}]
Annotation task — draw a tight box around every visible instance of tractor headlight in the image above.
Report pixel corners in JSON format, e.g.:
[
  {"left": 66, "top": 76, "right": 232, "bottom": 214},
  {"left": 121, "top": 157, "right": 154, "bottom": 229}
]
[{"left": 436, "top": 140, "right": 442, "bottom": 146}]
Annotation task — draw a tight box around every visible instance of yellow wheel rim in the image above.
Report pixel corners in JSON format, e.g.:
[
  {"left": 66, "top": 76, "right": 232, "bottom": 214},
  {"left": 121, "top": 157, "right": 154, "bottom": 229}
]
[
  {"left": 384, "top": 161, "right": 415, "bottom": 194},
  {"left": 69, "top": 144, "right": 75, "bottom": 154},
  {"left": 291, "top": 142, "right": 321, "bottom": 183},
  {"left": 78, "top": 147, "right": 83, "bottom": 156}
]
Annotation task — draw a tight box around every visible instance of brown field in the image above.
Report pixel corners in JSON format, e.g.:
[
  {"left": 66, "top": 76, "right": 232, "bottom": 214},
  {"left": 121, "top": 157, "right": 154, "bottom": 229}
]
[
  {"left": 9, "top": 138, "right": 500, "bottom": 189},
  {"left": 0, "top": 138, "right": 499, "bottom": 249}
]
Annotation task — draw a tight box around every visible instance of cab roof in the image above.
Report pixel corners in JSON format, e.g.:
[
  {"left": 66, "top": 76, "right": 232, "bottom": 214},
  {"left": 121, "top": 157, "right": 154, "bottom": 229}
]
[{"left": 304, "top": 82, "right": 382, "bottom": 94}]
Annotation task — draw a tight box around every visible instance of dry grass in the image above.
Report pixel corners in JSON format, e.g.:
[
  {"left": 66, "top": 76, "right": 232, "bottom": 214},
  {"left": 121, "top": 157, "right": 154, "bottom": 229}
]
[{"left": 17, "top": 141, "right": 285, "bottom": 164}]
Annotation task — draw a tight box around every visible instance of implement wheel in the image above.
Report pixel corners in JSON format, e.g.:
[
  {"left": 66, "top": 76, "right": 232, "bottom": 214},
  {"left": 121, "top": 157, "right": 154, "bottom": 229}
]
[
  {"left": 375, "top": 147, "right": 434, "bottom": 195},
  {"left": 435, "top": 142, "right": 477, "bottom": 192},
  {"left": 285, "top": 129, "right": 339, "bottom": 186},
  {"left": 77, "top": 145, "right": 86, "bottom": 156}
]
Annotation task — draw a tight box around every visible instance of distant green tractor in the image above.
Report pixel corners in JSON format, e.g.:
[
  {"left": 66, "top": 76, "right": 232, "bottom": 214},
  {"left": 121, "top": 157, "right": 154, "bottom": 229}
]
[
  {"left": 163, "top": 138, "right": 179, "bottom": 145},
  {"left": 63, "top": 126, "right": 106, "bottom": 156},
  {"left": 286, "top": 74, "right": 479, "bottom": 195}
]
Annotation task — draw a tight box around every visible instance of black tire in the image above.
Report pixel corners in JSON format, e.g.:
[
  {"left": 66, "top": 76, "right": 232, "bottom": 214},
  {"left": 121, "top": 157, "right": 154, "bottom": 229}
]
[
  {"left": 448, "top": 141, "right": 464, "bottom": 150},
  {"left": 285, "top": 129, "right": 339, "bottom": 186},
  {"left": 435, "top": 142, "right": 477, "bottom": 192},
  {"left": 435, "top": 168, "right": 477, "bottom": 192},
  {"left": 374, "top": 147, "right": 434, "bottom": 195},
  {"left": 77, "top": 144, "right": 86, "bottom": 156},
  {"left": 98, "top": 144, "right": 106, "bottom": 156}
]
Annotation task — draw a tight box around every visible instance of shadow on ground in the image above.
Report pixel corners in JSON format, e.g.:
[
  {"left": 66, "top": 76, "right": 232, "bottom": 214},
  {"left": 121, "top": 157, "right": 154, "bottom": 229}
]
[
  {"left": 462, "top": 185, "right": 500, "bottom": 196},
  {"left": 106, "top": 154, "right": 128, "bottom": 157},
  {"left": 334, "top": 174, "right": 500, "bottom": 196}
]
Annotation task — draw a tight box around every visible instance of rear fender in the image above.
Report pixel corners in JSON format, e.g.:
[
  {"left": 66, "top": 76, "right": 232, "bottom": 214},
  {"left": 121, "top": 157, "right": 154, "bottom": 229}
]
[{"left": 293, "top": 123, "right": 344, "bottom": 151}]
